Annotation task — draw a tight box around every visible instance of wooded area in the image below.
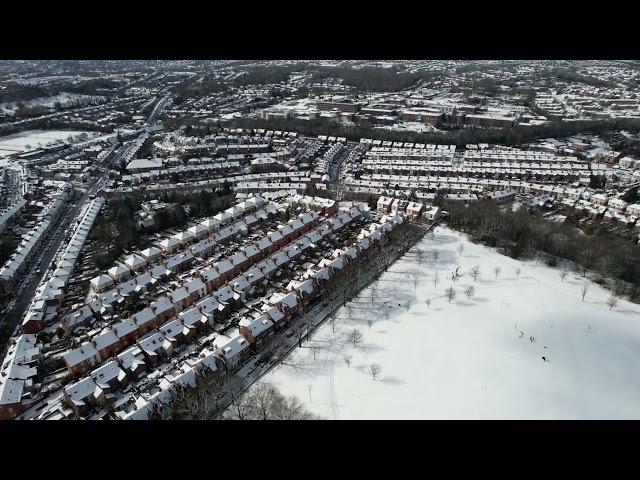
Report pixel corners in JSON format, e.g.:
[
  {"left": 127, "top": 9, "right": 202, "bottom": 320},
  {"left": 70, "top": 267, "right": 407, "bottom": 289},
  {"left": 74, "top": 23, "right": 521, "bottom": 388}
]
[
  {"left": 227, "top": 115, "right": 640, "bottom": 148},
  {"left": 444, "top": 200, "right": 640, "bottom": 300},
  {"left": 90, "top": 187, "right": 234, "bottom": 270}
]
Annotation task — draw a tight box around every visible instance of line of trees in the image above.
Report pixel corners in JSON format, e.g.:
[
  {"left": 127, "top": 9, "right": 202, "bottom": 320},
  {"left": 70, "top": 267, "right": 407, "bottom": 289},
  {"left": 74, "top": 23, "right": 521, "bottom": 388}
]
[
  {"left": 233, "top": 64, "right": 308, "bottom": 86},
  {"left": 226, "top": 115, "right": 640, "bottom": 149},
  {"left": 311, "top": 66, "right": 440, "bottom": 92},
  {"left": 170, "top": 375, "right": 318, "bottom": 420}
]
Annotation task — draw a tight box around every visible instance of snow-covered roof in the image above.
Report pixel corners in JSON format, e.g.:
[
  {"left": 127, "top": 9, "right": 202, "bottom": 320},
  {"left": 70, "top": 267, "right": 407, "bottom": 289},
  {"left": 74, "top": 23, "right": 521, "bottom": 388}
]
[
  {"left": 179, "top": 307, "right": 207, "bottom": 328},
  {"left": 90, "top": 274, "right": 113, "bottom": 289},
  {"left": 140, "top": 246, "right": 162, "bottom": 260},
  {"left": 91, "top": 360, "right": 126, "bottom": 387},
  {"left": 213, "top": 334, "right": 249, "bottom": 360},
  {"left": 92, "top": 329, "right": 118, "bottom": 352},
  {"left": 64, "top": 343, "right": 99, "bottom": 368},
  {"left": 239, "top": 315, "right": 274, "bottom": 337},
  {"left": 124, "top": 254, "right": 147, "bottom": 270}
]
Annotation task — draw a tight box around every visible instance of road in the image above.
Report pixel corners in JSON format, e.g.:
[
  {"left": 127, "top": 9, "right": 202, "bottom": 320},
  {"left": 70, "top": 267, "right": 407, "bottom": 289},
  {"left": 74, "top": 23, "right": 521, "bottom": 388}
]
[
  {"left": 331, "top": 142, "right": 359, "bottom": 201},
  {"left": 0, "top": 148, "right": 118, "bottom": 352},
  {"left": 327, "top": 143, "right": 354, "bottom": 181},
  {"left": 147, "top": 95, "right": 171, "bottom": 125}
]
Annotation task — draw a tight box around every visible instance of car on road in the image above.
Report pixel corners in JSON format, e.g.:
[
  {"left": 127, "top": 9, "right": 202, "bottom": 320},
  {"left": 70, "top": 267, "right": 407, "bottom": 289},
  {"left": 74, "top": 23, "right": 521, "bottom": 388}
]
[{"left": 285, "top": 329, "right": 295, "bottom": 338}]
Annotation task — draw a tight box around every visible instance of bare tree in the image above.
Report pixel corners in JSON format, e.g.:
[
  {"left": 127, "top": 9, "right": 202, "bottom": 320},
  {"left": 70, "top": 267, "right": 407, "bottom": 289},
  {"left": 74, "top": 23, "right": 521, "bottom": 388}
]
[
  {"left": 172, "top": 385, "right": 207, "bottom": 420},
  {"left": 412, "top": 270, "right": 419, "bottom": 291},
  {"left": 172, "top": 374, "right": 231, "bottom": 420},
  {"left": 432, "top": 251, "right": 440, "bottom": 264},
  {"left": 248, "top": 382, "right": 277, "bottom": 420},
  {"left": 226, "top": 376, "right": 250, "bottom": 421},
  {"left": 295, "top": 326, "right": 305, "bottom": 347},
  {"left": 446, "top": 286, "right": 456, "bottom": 303},
  {"left": 330, "top": 315, "right": 338, "bottom": 333},
  {"left": 596, "top": 255, "right": 622, "bottom": 281},
  {"left": 433, "top": 270, "right": 439, "bottom": 288},
  {"left": 515, "top": 267, "right": 521, "bottom": 279},
  {"left": 579, "top": 248, "right": 595, "bottom": 277},
  {"left": 343, "top": 354, "right": 352, "bottom": 368},
  {"left": 347, "top": 329, "right": 363, "bottom": 347},
  {"left": 367, "top": 318, "right": 374, "bottom": 332},
  {"left": 494, "top": 266, "right": 501, "bottom": 280},
  {"left": 559, "top": 270, "right": 568, "bottom": 282},
  {"left": 465, "top": 285, "right": 475, "bottom": 300},
  {"left": 369, "top": 363, "right": 382, "bottom": 380},
  {"left": 579, "top": 263, "right": 589, "bottom": 278},
  {"left": 231, "top": 382, "right": 318, "bottom": 420},
  {"left": 606, "top": 295, "right": 618, "bottom": 311},
  {"left": 581, "top": 283, "right": 589, "bottom": 302},
  {"left": 457, "top": 244, "right": 465, "bottom": 256},
  {"left": 278, "top": 394, "right": 318, "bottom": 420},
  {"left": 416, "top": 249, "right": 425, "bottom": 266},
  {"left": 306, "top": 323, "right": 314, "bottom": 341},
  {"left": 370, "top": 286, "right": 377, "bottom": 304},
  {"left": 310, "top": 345, "right": 321, "bottom": 360},
  {"left": 425, "top": 298, "right": 431, "bottom": 309},
  {"left": 470, "top": 265, "right": 480, "bottom": 283}
]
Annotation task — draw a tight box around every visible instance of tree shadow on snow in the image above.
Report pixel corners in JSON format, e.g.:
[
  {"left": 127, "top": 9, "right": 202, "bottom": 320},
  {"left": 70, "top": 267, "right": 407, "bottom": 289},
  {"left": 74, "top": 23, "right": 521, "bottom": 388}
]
[
  {"left": 471, "top": 297, "right": 491, "bottom": 303},
  {"left": 282, "top": 357, "right": 333, "bottom": 381},
  {"left": 359, "top": 342, "right": 387, "bottom": 353},
  {"left": 430, "top": 234, "right": 459, "bottom": 246},
  {"left": 612, "top": 307, "right": 640, "bottom": 316},
  {"left": 354, "top": 364, "right": 368, "bottom": 374},
  {"left": 455, "top": 300, "right": 476, "bottom": 307},
  {"left": 379, "top": 376, "right": 406, "bottom": 386}
]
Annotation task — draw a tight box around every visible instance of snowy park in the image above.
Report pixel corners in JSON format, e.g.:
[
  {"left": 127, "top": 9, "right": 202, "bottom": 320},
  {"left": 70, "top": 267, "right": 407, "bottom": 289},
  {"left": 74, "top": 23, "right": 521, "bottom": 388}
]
[
  {"left": 0, "top": 129, "right": 101, "bottom": 157},
  {"left": 257, "top": 225, "right": 640, "bottom": 419}
]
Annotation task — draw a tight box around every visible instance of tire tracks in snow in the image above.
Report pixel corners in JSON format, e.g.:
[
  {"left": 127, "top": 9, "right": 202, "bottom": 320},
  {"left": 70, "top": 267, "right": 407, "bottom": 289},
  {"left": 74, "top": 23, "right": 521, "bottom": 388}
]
[{"left": 328, "top": 361, "right": 340, "bottom": 420}]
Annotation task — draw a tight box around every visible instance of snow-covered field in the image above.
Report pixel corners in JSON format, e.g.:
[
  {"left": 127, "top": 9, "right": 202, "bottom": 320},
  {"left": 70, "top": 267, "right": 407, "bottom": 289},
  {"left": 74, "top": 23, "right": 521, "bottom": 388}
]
[
  {"left": 0, "top": 129, "right": 101, "bottom": 157},
  {"left": 257, "top": 226, "right": 640, "bottom": 419}
]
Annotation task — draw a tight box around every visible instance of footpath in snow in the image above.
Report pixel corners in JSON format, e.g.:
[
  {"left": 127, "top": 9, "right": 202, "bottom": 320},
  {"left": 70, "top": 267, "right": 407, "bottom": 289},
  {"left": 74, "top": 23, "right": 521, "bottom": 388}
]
[{"left": 255, "top": 225, "right": 640, "bottom": 419}]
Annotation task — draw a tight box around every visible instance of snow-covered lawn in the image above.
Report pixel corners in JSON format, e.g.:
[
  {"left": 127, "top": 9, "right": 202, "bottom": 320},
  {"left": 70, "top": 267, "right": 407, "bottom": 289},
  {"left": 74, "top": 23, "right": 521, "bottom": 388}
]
[
  {"left": 257, "top": 226, "right": 640, "bottom": 419},
  {"left": 0, "top": 129, "right": 101, "bottom": 156}
]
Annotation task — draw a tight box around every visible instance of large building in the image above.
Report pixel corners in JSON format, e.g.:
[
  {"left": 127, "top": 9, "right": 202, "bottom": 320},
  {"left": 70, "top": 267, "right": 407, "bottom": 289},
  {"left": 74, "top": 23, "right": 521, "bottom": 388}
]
[
  {"left": 126, "top": 158, "right": 163, "bottom": 173},
  {"left": 316, "top": 101, "right": 359, "bottom": 114}
]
